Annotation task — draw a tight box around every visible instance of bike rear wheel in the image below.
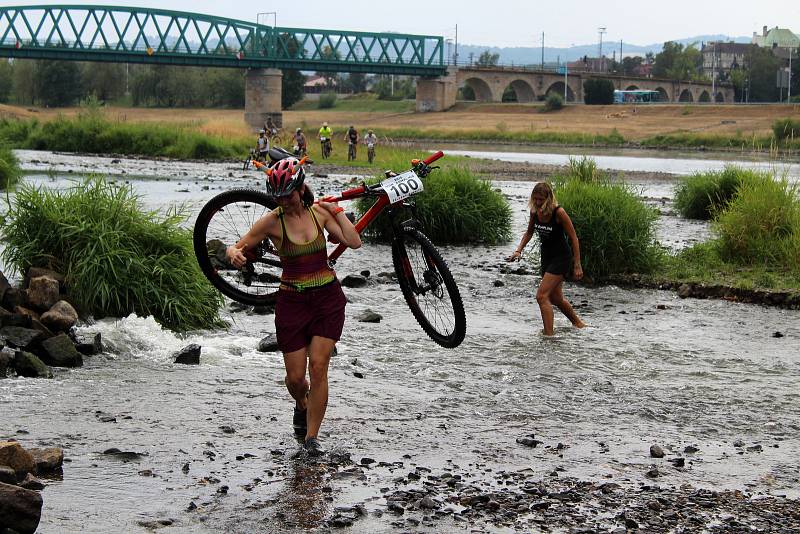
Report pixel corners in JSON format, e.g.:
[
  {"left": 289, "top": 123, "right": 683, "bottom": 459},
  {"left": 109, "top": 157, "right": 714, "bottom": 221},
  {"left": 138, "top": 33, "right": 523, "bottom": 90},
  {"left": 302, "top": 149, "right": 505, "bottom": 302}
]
[
  {"left": 391, "top": 228, "right": 466, "bottom": 348},
  {"left": 193, "top": 189, "right": 281, "bottom": 306}
]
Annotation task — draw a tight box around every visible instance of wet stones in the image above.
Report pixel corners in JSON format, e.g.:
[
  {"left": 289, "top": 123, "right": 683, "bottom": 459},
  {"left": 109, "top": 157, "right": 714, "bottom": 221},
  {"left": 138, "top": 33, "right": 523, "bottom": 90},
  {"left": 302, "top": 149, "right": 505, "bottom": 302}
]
[
  {"left": 173, "top": 344, "right": 201, "bottom": 365},
  {"left": 0, "top": 482, "right": 43, "bottom": 534},
  {"left": 40, "top": 334, "right": 83, "bottom": 368},
  {"left": 12, "top": 352, "right": 53, "bottom": 379},
  {"left": 356, "top": 310, "right": 382, "bottom": 323},
  {"left": 0, "top": 442, "right": 35, "bottom": 478},
  {"left": 257, "top": 334, "right": 280, "bottom": 352},
  {"left": 650, "top": 444, "right": 665, "bottom": 458},
  {"left": 341, "top": 274, "right": 368, "bottom": 288},
  {"left": 40, "top": 301, "right": 79, "bottom": 332}
]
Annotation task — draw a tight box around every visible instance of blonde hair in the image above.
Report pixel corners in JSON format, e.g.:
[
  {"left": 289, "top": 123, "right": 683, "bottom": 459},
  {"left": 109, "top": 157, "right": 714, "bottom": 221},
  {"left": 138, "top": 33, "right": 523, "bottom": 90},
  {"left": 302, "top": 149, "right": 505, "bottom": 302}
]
[{"left": 528, "top": 182, "right": 558, "bottom": 218}]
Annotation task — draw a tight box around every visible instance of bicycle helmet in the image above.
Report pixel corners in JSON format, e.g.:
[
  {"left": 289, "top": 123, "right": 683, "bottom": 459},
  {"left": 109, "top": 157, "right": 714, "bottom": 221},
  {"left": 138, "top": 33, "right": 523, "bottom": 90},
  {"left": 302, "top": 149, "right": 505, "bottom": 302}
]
[
  {"left": 259, "top": 129, "right": 265, "bottom": 134},
  {"left": 266, "top": 157, "right": 305, "bottom": 197}
]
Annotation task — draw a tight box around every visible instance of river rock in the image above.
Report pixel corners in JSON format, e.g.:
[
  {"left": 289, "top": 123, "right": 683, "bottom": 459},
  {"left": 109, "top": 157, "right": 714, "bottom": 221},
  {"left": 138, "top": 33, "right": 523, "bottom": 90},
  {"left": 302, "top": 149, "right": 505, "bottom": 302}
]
[
  {"left": 0, "top": 270, "right": 10, "bottom": 301},
  {"left": 2, "top": 287, "right": 29, "bottom": 311},
  {"left": 27, "top": 448, "right": 63, "bottom": 475},
  {"left": 0, "top": 311, "right": 32, "bottom": 329},
  {"left": 12, "top": 306, "right": 40, "bottom": 322},
  {"left": 26, "top": 276, "right": 60, "bottom": 311},
  {"left": 13, "top": 351, "right": 53, "bottom": 379},
  {"left": 24, "top": 267, "right": 65, "bottom": 290},
  {"left": 19, "top": 473, "right": 45, "bottom": 491},
  {"left": 341, "top": 274, "right": 368, "bottom": 288},
  {"left": 677, "top": 283, "right": 692, "bottom": 299},
  {"left": 0, "top": 327, "right": 44, "bottom": 352},
  {"left": 40, "top": 334, "right": 83, "bottom": 368},
  {"left": 357, "top": 310, "right": 382, "bottom": 323},
  {"left": 0, "top": 465, "right": 16, "bottom": 484},
  {"left": 0, "top": 348, "right": 12, "bottom": 378},
  {"left": 0, "top": 481, "right": 43, "bottom": 534},
  {"left": 0, "top": 441, "right": 35, "bottom": 477},
  {"left": 174, "top": 344, "right": 201, "bottom": 365},
  {"left": 73, "top": 332, "right": 103, "bottom": 356},
  {"left": 257, "top": 334, "right": 280, "bottom": 352},
  {"left": 40, "top": 301, "right": 79, "bottom": 332},
  {"left": 650, "top": 444, "right": 665, "bottom": 458}
]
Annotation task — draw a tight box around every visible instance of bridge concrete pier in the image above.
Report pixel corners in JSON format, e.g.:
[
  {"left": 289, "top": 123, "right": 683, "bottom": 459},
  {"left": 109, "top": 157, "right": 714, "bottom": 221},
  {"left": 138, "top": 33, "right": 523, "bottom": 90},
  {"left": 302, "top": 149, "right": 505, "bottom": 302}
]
[
  {"left": 245, "top": 68, "right": 283, "bottom": 131},
  {"left": 416, "top": 67, "right": 458, "bottom": 112}
]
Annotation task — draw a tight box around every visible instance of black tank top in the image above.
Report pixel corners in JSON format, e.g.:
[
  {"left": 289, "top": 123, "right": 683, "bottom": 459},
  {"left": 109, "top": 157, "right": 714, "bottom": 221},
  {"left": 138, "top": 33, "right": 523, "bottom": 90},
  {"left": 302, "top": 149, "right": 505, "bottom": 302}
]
[{"left": 531, "top": 206, "right": 571, "bottom": 259}]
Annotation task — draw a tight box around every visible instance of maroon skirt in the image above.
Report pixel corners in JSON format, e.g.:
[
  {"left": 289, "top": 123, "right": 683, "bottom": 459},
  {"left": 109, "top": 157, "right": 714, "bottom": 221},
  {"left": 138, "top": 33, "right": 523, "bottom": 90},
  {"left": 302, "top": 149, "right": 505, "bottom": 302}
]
[{"left": 274, "top": 281, "right": 347, "bottom": 353}]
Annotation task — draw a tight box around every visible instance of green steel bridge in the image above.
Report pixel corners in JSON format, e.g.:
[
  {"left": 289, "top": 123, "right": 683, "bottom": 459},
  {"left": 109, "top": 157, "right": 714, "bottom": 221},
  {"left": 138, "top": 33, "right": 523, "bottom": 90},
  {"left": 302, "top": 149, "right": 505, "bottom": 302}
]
[{"left": 0, "top": 5, "right": 446, "bottom": 76}]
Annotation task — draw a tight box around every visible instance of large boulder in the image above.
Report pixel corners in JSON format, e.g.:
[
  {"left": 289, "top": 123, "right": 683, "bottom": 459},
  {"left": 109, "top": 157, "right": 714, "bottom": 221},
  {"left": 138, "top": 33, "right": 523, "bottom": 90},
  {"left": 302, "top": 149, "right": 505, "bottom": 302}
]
[
  {"left": 0, "top": 465, "right": 16, "bottom": 485},
  {"left": 24, "top": 267, "right": 65, "bottom": 291},
  {"left": 0, "top": 327, "right": 45, "bottom": 352},
  {"left": 40, "top": 334, "right": 83, "bottom": 368},
  {"left": 0, "top": 442, "right": 35, "bottom": 478},
  {"left": 2, "top": 288, "right": 29, "bottom": 311},
  {"left": 13, "top": 352, "right": 53, "bottom": 379},
  {"left": 26, "top": 276, "right": 60, "bottom": 312},
  {"left": 40, "top": 301, "right": 79, "bottom": 333},
  {"left": 0, "top": 311, "right": 32, "bottom": 329},
  {"left": 28, "top": 448, "right": 64, "bottom": 475},
  {"left": 173, "top": 344, "right": 201, "bottom": 365},
  {"left": 0, "top": 481, "right": 43, "bottom": 534}
]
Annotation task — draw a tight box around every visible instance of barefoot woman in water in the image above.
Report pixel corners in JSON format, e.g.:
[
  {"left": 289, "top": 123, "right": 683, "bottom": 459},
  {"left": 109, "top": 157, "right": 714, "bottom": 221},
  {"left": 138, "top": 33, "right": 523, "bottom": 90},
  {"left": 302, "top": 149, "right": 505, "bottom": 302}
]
[{"left": 507, "top": 182, "right": 586, "bottom": 335}]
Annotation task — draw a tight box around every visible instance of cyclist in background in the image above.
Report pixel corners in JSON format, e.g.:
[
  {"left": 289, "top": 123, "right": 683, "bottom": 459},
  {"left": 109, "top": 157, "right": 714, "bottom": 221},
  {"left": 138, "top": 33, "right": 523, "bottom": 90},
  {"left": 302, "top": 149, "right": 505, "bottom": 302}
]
[
  {"left": 344, "top": 125, "right": 359, "bottom": 161},
  {"left": 363, "top": 129, "right": 378, "bottom": 163},
  {"left": 318, "top": 122, "right": 333, "bottom": 158},
  {"left": 294, "top": 128, "right": 308, "bottom": 157},
  {"left": 256, "top": 129, "right": 269, "bottom": 162},
  {"left": 265, "top": 116, "right": 278, "bottom": 138}
]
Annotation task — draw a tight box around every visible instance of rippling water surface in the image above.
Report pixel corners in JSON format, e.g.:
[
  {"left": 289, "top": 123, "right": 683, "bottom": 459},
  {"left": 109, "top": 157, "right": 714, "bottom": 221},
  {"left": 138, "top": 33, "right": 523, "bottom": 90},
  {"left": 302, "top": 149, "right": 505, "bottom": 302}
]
[{"left": 2, "top": 152, "right": 799, "bottom": 533}]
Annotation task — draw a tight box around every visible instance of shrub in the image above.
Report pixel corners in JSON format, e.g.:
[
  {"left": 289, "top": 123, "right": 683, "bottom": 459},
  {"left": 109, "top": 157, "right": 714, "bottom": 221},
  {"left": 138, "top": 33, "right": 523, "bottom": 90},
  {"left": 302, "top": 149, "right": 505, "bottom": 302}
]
[
  {"left": 673, "top": 166, "right": 762, "bottom": 220},
  {"left": 318, "top": 92, "right": 337, "bottom": 109},
  {"left": 0, "top": 142, "right": 20, "bottom": 189},
  {"left": 583, "top": 79, "right": 615, "bottom": 105},
  {"left": 713, "top": 173, "right": 800, "bottom": 267},
  {"left": 555, "top": 178, "right": 662, "bottom": 279},
  {"left": 0, "top": 177, "right": 224, "bottom": 331},
  {"left": 772, "top": 118, "right": 800, "bottom": 142},
  {"left": 354, "top": 161, "right": 512, "bottom": 245},
  {"left": 543, "top": 93, "right": 564, "bottom": 112}
]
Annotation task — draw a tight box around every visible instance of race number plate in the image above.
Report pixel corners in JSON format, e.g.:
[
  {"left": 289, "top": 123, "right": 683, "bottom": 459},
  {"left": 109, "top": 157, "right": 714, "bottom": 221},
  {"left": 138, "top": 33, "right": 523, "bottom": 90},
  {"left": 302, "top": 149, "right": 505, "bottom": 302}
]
[{"left": 381, "top": 170, "right": 424, "bottom": 203}]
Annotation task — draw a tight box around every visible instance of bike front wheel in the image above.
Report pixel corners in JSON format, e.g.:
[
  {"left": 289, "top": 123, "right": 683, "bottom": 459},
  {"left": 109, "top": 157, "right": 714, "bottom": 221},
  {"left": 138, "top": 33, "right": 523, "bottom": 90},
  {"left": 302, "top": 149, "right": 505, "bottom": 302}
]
[
  {"left": 193, "top": 189, "right": 281, "bottom": 306},
  {"left": 391, "top": 228, "right": 466, "bottom": 348}
]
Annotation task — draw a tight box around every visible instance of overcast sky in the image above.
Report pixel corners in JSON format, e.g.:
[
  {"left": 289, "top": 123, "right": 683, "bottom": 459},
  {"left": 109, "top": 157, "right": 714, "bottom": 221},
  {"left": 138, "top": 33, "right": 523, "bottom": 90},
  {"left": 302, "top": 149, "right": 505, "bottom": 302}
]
[{"left": 9, "top": 0, "right": 800, "bottom": 47}]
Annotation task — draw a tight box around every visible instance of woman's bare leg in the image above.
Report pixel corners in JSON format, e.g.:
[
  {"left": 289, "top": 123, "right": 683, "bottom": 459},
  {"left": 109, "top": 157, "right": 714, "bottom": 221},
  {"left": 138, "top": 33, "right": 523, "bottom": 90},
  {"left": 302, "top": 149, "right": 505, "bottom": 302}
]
[
  {"left": 283, "top": 348, "right": 309, "bottom": 409},
  {"left": 536, "top": 273, "right": 564, "bottom": 335},
  {"left": 306, "top": 336, "right": 336, "bottom": 440},
  {"left": 551, "top": 282, "right": 586, "bottom": 328}
]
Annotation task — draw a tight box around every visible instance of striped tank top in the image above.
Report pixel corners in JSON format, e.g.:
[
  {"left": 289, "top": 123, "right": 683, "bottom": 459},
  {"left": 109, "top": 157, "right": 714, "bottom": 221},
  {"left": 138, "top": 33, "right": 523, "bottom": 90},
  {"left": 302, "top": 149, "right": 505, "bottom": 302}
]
[{"left": 276, "top": 206, "right": 336, "bottom": 292}]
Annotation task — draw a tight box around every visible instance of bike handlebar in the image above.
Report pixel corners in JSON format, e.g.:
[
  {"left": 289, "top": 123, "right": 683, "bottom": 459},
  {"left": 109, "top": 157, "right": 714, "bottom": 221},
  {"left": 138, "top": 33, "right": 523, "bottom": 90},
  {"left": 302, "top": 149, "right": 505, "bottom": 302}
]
[{"left": 423, "top": 151, "right": 444, "bottom": 165}]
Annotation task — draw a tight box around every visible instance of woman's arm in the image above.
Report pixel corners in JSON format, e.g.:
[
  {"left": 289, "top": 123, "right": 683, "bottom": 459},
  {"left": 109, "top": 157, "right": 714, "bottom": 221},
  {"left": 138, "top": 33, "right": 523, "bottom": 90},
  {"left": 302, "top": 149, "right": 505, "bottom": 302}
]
[
  {"left": 557, "top": 208, "right": 583, "bottom": 280},
  {"left": 225, "top": 212, "right": 279, "bottom": 268},
  {"left": 315, "top": 203, "right": 362, "bottom": 249},
  {"left": 507, "top": 211, "right": 535, "bottom": 262}
]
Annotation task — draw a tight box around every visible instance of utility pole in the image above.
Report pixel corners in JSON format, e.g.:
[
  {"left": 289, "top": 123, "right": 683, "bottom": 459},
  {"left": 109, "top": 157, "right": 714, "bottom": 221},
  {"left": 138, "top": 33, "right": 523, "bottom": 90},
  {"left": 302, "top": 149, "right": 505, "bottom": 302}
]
[
  {"left": 711, "top": 42, "right": 715, "bottom": 100},
  {"left": 789, "top": 48, "right": 793, "bottom": 102},
  {"left": 598, "top": 27, "right": 606, "bottom": 72},
  {"left": 619, "top": 39, "right": 623, "bottom": 72},
  {"left": 455, "top": 24, "right": 458, "bottom": 66},
  {"left": 541, "top": 32, "right": 545, "bottom": 70}
]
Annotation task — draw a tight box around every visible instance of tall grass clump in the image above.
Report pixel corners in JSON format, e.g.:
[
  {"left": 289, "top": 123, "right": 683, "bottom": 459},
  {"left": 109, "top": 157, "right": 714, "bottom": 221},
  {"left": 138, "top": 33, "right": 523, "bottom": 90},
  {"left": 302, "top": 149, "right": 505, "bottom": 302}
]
[
  {"left": 0, "top": 142, "right": 20, "bottom": 189},
  {"left": 772, "top": 118, "right": 800, "bottom": 142},
  {"left": 553, "top": 161, "right": 662, "bottom": 279},
  {"left": 673, "top": 166, "right": 763, "bottom": 220},
  {"left": 713, "top": 174, "right": 800, "bottom": 268},
  {"left": 354, "top": 160, "right": 512, "bottom": 245},
  {"left": 0, "top": 177, "right": 224, "bottom": 331},
  {"left": 318, "top": 92, "right": 337, "bottom": 109},
  {"left": 542, "top": 93, "right": 564, "bottom": 112}
]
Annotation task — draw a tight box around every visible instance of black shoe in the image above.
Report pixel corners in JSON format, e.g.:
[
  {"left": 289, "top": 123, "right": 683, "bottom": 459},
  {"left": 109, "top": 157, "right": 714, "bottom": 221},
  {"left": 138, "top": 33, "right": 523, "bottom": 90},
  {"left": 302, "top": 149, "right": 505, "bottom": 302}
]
[
  {"left": 293, "top": 407, "right": 307, "bottom": 433},
  {"left": 304, "top": 437, "right": 325, "bottom": 456}
]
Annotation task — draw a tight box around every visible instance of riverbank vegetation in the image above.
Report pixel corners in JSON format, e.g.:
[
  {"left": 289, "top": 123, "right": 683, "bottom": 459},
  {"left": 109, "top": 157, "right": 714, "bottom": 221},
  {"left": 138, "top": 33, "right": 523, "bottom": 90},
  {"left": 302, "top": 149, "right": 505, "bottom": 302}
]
[
  {"left": 0, "top": 177, "right": 224, "bottom": 331},
  {"left": 354, "top": 158, "right": 512, "bottom": 245},
  {"left": 673, "top": 166, "right": 763, "bottom": 219},
  {"left": 553, "top": 157, "right": 662, "bottom": 279},
  {"left": 0, "top": 141, "right": 20, "bottom": 189}
]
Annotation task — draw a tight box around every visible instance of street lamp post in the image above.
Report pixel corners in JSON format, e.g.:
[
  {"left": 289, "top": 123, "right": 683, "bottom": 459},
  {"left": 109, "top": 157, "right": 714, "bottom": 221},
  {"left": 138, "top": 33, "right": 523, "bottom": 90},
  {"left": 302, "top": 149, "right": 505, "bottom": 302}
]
[{"left": 598, "top": 27, "right": 607, "bottom": 72}]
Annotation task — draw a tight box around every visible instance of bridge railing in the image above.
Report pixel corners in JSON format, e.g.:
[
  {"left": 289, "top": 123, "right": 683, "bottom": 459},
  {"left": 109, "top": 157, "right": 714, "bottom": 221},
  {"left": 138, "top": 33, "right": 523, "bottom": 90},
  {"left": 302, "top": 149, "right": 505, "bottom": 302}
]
[{"left": 0, "top": 6, "right": 446, "bottom": 74}]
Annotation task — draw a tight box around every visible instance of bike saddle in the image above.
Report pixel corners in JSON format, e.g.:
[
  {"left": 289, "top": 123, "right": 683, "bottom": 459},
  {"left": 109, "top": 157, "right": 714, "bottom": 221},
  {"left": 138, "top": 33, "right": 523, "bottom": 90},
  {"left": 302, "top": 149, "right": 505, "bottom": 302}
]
[{"left": 268, "top": 147, "right": 294, "bottom": 163}]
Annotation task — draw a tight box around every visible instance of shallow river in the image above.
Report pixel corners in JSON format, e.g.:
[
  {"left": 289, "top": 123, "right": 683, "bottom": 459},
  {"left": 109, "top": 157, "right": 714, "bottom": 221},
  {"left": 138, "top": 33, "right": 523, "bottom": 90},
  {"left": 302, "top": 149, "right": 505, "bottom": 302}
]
[{"left": 1, "top": 151, "right": 799, "bottom": 533}]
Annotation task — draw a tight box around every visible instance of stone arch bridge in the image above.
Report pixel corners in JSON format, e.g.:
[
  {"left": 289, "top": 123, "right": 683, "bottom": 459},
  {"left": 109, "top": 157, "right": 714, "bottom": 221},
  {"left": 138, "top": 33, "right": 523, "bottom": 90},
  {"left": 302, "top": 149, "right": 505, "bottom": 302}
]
[{"left": 416, "top": 66, "right": 735, "bottom": 111}]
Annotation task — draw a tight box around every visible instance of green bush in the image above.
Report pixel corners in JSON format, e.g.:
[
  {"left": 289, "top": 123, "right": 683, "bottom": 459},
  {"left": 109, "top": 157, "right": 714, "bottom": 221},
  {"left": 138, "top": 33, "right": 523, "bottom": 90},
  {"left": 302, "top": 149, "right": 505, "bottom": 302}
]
[
  {"left": 674, "top": 166, "right": 762, "bottom": 220},
  {"left": 543, "top": 93, "right": 564, "bottom": 112},
  {"left": 554, "top": 177, "right": 662, "bottom": 279},
  {"left": 0, "top": 142, "right": 20, "bottom": 189},
  {"left": 772, "top": 117, "right": 800, "bottom": 142},
  {"left": 354, "top": 160, "right": 512, "bottom": 245},
  {"left": 713, "top": 174, "right": 800, "bottom": 267},
  {"left": 0, "top": 177, "right": 224, "bottom": 331},
  {"left": 583, "top": 79, "right": 615, "bottom": 105},
  {"left": 318, "top": 92, "right": 337, "bottom": 109}
]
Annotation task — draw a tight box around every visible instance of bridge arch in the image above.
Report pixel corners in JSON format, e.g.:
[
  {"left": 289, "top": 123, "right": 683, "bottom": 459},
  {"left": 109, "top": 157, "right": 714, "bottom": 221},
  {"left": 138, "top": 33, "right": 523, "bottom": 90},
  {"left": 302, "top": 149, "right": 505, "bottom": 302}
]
[
  {"left": 460, "top": 77, "right": 494, "bottom": 102},
  {"left": 625, "top": 85, "right": 640, "bottom": 91},
  {"left": 502, "top": 80, "right": 536, "bottom": 103},
  {"left": 678, "top": 89, "right": 693, "bottom": 102},
  {"left": 655, "top": 87, "right": 669, "bottom": 102},
  {"left": 699, "top": 91, "right": 711, "bottom": 103},
  {"left": 715, "top": 92, "right": 725, "bottom": 103},
  {"left": 544, "top": 82, "right": 575, "bottom": 102}
]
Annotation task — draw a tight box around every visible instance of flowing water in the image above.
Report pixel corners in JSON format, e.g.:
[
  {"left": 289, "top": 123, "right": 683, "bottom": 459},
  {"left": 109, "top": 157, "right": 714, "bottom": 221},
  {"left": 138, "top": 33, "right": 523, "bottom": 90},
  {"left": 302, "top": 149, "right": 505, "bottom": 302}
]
[{"left": 1, "top": 151, "right": 799, "bottom": 533}]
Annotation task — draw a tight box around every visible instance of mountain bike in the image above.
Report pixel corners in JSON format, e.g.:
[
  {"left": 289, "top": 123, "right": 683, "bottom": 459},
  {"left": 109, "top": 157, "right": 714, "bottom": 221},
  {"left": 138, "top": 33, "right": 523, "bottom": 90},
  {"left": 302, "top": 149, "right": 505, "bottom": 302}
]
[
  {"left": 367, "top": 142, "right": 375, "bottom": 163},
  {"left": 347, "top": 141, "right": 356, "bottom": 161},
  {"left": 320, "top": 137, "right": 332, "bottom": 159},
  {"left": 193, "top": 149, "right": 466, "bottom": 348}
]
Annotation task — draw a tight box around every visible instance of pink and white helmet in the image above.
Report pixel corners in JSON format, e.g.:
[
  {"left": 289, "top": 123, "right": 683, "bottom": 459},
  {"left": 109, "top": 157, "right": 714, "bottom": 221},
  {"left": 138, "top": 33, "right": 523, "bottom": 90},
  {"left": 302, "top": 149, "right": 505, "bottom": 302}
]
[{"left": 266, "top": 157, "right": 305, "bottom": 197}]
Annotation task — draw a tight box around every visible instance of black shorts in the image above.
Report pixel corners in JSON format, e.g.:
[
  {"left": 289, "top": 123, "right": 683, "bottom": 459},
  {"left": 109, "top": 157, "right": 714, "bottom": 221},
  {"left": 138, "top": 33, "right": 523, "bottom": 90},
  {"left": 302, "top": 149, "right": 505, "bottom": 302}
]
[
  {"left": 275, "top": 281, "right": 346, "bottom": 353},
  {"left": 541, "top": 254, "right": 572, "bottom": 277}
]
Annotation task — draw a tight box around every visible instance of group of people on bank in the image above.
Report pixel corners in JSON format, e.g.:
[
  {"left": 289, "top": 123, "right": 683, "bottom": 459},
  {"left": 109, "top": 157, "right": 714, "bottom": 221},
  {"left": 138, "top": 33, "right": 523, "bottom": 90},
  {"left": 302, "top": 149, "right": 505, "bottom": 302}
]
[{"left": 255, "top": 118, "right": 378, "bottom": 161}]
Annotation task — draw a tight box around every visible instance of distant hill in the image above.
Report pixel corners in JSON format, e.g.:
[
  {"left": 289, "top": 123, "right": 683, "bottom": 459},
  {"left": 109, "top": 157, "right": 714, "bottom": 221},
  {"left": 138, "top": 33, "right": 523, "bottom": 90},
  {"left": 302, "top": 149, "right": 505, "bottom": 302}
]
[{"left": 453, "top": 35, "right": 751, "bottom": 66}]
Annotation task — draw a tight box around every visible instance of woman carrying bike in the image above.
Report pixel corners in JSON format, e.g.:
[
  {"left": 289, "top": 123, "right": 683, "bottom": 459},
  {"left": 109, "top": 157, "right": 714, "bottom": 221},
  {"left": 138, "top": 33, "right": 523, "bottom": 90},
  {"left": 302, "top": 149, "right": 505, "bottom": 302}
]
[
  {"left": 507, "top": 182, "right": 586, "bottom": 336},
  {"left": 225, "top": 157, "right": 361, "bottom": 455}
]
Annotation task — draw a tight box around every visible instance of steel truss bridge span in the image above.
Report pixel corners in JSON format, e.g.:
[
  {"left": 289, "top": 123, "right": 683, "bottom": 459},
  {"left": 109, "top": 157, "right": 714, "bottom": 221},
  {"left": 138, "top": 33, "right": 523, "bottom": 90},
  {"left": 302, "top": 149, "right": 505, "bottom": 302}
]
[{"left": 0, "top": 5, "right": 446, "bottom": 75}]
